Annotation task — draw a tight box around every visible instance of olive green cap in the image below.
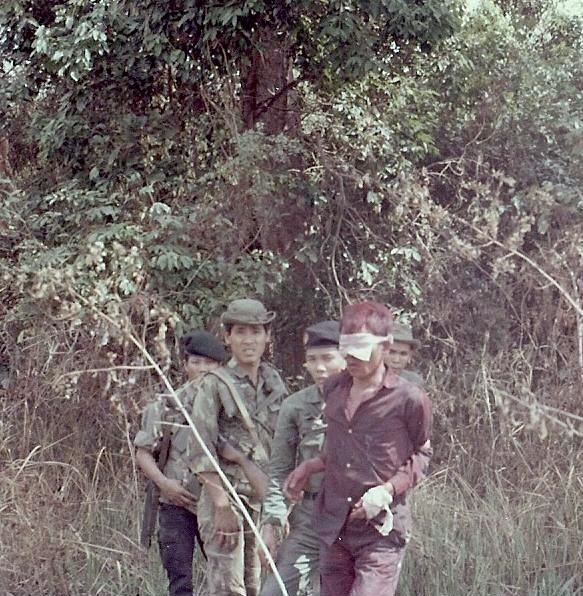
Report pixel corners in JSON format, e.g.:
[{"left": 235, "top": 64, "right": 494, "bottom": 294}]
[
  {"left": 221, "top": 298, "right": 276, "bottom": 325},
  {"left": 393, "top": 323, "right": 421, "bottom": 347}
]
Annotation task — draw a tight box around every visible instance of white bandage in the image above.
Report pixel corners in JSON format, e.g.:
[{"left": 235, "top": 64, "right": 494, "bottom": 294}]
[
  {"left": 361, "top": 485, "right": 394, "bottom": 536},
  {"left": 338, "top": 333, "right": 393, "bottom": 362}
]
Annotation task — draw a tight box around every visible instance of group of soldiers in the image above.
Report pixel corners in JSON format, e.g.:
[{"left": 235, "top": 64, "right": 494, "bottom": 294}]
[{"left": 134, "top": 298, "right": 432, "bottom": 596}]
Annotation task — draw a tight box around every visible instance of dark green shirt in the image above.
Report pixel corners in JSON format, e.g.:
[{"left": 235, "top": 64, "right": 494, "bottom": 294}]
[{"left": 262, "top": 384, "right": 326, "bottom": 527}]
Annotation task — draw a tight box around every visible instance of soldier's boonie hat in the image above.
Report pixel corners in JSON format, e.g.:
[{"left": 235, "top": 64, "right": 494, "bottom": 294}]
[
  {"left": 392, "top": 323, "right": 421, "bottom": 348},
  {"left": 304, "top": 320, "right": 340, "bottom": 349},
  {"left": 221, "top": 298, "right": 276, "bottom": 325},
  {"left": 181, "top": 330, "right": 227, "bottom": 363}
]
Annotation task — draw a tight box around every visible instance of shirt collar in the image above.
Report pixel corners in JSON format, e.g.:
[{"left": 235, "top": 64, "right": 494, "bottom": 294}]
[
  {"left": 383, "top": 369, "right": 408, "bottom": 390},
  {"left": 225, "top": 358, "right": 273, "bottom": 392},
  {"left": 306, "top": 383, "right": 323, "bottom": 402},
  {"left": 335, "top": 367, "right": 401, "bottom": 392}
]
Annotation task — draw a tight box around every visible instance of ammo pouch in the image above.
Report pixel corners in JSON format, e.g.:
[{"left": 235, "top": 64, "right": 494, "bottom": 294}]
[{"left": 183, "top": 475, "right": 202, "bottom": 499}]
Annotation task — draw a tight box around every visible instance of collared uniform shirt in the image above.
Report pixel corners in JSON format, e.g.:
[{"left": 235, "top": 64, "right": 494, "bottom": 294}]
[
  {"left": 315, "top": 370, "right": 432, "bottom": 546},
  {"left": 134, "top": 380, "right": 200, "bottom": 513},
  {"left": 401, "top": 369, "right": 424, "bottom": 386},
  {"left": 262, "top": 383, "right": 326, "bottom": 527},
  {"left": 187, "top": 359, "right": 288, "bottom": 508}
]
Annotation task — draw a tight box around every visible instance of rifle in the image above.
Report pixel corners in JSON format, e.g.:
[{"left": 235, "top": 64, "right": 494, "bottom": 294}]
[
  {"left": 140, "top": 425, "right": 172, "bottom": 549},
  {"left": 206, "top": 370, "right": 270, "bottom": 466}
]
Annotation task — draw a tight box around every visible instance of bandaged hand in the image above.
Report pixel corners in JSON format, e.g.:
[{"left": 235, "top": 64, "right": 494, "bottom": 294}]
[{"left": 361, "top": 485, "right": 394, "bottom": 536}]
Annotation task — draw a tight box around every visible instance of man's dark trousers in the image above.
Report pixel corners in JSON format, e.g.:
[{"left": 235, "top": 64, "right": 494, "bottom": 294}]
[{"left": 158, "top": 503, "right": 203, "bottom": 596}]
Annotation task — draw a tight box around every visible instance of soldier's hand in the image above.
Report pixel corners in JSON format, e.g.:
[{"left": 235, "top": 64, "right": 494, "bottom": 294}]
[
  {"left": 258, "top": 523, "right": 280, "bottom": 569},
  {"left": 217, "top": 438, "right": 245, "bottom": 466},
  {"left": 212, "top": 503, "right": 240, "bottom": 552},
  {"left": 159, "top": 478, "right": 197, "bottom": 508},
  {"left": 283, "top": 457, "right": 325, "bottom": 502},
  {"left": 283, "top": 461, "right": 311, "bottom": 502}
]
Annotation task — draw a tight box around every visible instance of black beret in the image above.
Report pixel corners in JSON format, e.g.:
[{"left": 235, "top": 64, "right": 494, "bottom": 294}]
[
  {"left": 180, "top": 330, "right": 227, "bottom": 363},
  {"left": 304, "top": 320, "right": 340, "bottom": 349}
]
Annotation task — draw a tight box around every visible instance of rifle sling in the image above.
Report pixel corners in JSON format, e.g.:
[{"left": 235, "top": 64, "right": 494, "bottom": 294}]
[
  {"left": 206, "top": 369, "right": 269, "bottom": 464},
  {"left": 157, "top": 423, "right": 173, "bottom": 471}
]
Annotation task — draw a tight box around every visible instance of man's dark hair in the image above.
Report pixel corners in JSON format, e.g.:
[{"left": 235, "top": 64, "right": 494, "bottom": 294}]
[
  {"left": 341, "top": 301, "right": 393, "bottom": 336},
  {"left": 223, "top": 323, "right": 271, "bottom": 334}
]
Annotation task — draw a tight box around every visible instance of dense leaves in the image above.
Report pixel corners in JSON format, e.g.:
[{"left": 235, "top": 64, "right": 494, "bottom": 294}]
[
  {"left": 1, "top": 1, "right": 583, "bottom": 593},
  {"left": 1, "top": 0, "right": 582, "bottom": 496}
]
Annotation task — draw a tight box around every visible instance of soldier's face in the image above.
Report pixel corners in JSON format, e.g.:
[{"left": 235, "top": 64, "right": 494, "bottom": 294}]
[
  {"left": 184, "top": 354, "right": 220, "bottom": 381},
  {"left": 304, "top": 347, "right": 346, "bottom": 388},
  {"left": 224, "top": 324, "right": 270, "bottom": 366},
  {"left": 385, "top": 342, "right": 413, "bottom": 373}
]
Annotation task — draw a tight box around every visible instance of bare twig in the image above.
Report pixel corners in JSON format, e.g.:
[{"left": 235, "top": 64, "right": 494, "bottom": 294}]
[
  {"left": 570, "top": 270, "right": 583, "bottom": 385},
  {"left": 453, "top": 214, "right": 583, "bottom": 318}
]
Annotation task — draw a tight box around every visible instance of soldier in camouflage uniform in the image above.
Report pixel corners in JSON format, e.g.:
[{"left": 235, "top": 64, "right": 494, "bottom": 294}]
[
  {"left": 135, "top": 330, "right": 227, "bottom": 596},
  {"left": 187, "top": 299, "right": 288, "bottom": 596},
  {"left": 259, "top": 321, "right": 346, "bottom": 596},
  {"left": 385, "top": 323, "right": 424, "bottom": 386}
]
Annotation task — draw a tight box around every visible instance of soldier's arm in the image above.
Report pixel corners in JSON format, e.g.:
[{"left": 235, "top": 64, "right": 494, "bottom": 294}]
[
  {"left": 262, "top": 398, "right": 300, "bottom": 527},
  {"left": 134, "top": 401, "right": 167, "bottom": 488},
  {"left": 384, "top": 388, "right": 433, "bottom": 497},
  {"left": 217, "top": 436, "right": 268, "bottom": 499},
  {"left": 187, "top": 375, "right": 222, "bottom": 477},
  {"left": 189, "top": 376, "right": 240, "bottom": 551},
  {"left": 134, "top": 400, "right": 197, "bottom": 507}
]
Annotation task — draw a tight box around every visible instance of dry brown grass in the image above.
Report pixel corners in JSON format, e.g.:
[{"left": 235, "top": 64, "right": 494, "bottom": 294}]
[{"left": 2, "top": 313, "right": 583, "bottom": 595}]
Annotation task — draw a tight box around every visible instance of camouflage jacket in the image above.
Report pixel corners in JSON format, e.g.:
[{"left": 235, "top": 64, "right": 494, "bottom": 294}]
[
  {"left": 187, "top": 359, "right": 288, "bottom": 507},
  {"left": 134, "top": 380, "right": 200, "bottom": 512},
  {"left": 262, "top": 383, "right": 326, "bottom": 527}
]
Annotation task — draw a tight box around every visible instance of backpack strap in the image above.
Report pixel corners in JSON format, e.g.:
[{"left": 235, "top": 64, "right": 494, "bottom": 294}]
[{"left": 206, "top": 369, "right": 270, "bottom": 464}]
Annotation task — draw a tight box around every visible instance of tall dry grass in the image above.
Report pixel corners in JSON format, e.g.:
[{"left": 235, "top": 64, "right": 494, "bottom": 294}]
[
  {"left": 3, "top": 437, "right": 582, "bottom": 595},
  {"left": 401, "top": 464, "right": 583, "bottom": 596},
  {"left": 2, "top": 323, "right": 583, "bottom": 595},
  {"left": 0, "top": 436, "right": 165, "bottom": 595}
]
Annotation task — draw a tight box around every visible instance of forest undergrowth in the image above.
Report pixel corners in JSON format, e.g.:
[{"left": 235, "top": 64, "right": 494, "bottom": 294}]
[
  {"left": 1, "top": 358, "right": 582, "bottom": 596},
  {"left": 1, "top": 0, "right": 583, "bottom": 594}
]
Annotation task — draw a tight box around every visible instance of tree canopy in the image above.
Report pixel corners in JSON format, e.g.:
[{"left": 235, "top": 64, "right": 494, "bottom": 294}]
[{"left": 2, "top": 0, "right": 583, "bottom": 592}]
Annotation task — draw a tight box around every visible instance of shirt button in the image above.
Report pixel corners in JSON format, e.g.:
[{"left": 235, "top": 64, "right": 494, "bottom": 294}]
[
  {"left": 346, "top": 463, "right": 351, "bottom": 468},
  {"left": 347, "top": 497, "right": 352, "bottom": 503},
  {"left": 348, "top": 429, "right": 352, "bottom": 434}
]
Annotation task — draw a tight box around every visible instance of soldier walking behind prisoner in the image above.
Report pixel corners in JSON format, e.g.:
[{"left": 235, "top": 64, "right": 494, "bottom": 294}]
[
  {"left": 134, "top": 330, "right": 227, "bottom": 596},
  {"left": 385, "top": 322, "right": 423, "bottom": 386},
  {"left": 259, "top": 320, "right": 346, "bottom": 596},
  {"left": 186, "top": 299, "right": 288, "bottom": 596},
  {"left": 284, "top": 301, "right": 432, "bottom": 596}
]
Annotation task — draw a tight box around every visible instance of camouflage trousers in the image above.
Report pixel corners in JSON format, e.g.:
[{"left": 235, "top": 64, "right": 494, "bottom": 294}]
[
  {"left": 259, "top": 497, "right": 320, "bottom": 596},
  {"left": 198, "top": 485, "right": 261, "bottom": 596}
]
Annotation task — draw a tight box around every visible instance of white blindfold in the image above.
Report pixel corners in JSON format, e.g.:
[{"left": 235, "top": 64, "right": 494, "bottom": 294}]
[{"left": 338, "top": 333, "right": 393, "bottom": 362}]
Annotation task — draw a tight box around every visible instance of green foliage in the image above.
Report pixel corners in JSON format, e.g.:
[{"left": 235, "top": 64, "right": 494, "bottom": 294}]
[{"left": 1, "top": 0, "right": 583, "bottom": 592}]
